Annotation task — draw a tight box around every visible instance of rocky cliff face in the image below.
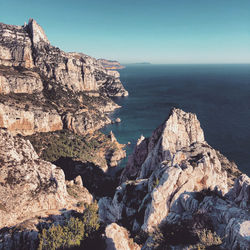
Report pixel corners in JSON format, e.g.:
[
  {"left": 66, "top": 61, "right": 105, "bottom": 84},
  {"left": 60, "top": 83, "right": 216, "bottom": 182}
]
[
  {"left": 0, "top": 129, "right": 92, "bottom": 229},
  {"left": 0, "top": 19, "right": 128, "bottom": 135},
  {"left": 97, "top": 59, "right": 125, "bottom": 70},
  {"left": 99, "top": 108, "right": 249, "bottom": 249}
]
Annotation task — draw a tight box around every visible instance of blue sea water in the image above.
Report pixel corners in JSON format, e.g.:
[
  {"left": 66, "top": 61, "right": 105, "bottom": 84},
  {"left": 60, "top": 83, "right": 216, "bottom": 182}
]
[{"left": 101, "top": 64, "right": 250, "bottom": 175}]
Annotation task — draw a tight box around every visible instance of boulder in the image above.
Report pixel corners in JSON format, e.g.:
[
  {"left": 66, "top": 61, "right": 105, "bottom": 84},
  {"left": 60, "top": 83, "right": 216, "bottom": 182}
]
[{"left": 105, "top": 223, "right": 140, "bottom": 250}]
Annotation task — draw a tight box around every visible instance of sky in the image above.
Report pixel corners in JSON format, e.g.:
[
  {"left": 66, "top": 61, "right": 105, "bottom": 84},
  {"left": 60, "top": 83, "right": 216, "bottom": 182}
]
[{"left": 1, "top": 0, "right": 250, "bottom": 64}]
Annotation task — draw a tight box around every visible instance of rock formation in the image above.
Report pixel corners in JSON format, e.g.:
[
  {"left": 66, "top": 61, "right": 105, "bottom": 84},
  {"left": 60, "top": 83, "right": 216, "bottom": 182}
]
[
  {"left": 0, "top": 128, "right": 93, "bottom": 249},
  {"left": 105, "top": 223, "right": 140, "bottom": 250},
  {"left": 0, "top": 129, "right": 92, "bottom": 229},
  {"left": 0, "top": 19, "right": 128, "bottom": 136},
  {"left": 97, "top": 59, "right": 125, "bottom": 70},
  {"left": 99, "top": 108, "right": 249, "bottom": 249}
]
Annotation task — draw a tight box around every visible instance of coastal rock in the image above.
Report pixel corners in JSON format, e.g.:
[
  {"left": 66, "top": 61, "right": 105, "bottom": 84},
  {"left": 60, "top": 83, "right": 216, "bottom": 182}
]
[
  {"left": 115, "top": 117, "right": 121, "bottom": 123},
  {"left": 120, "top": 135, "right": 149, "bottom": 183},
  {"left": 105, "top": 223, "right": 140, "bottom": 250},
  {"left": 121, "top": 108, "right": 205, "bottom": 181},
  {"left": 0, "top": 19, "right": 128, "bottom": 136},
  {"left": 63, "top": 109, "right": 111, "bottom": 135},
  {"left": 106, "top": 131, "right": 126, "bottom": 167},
  {"left": 99, "top": 108, "right": 248, "bottom": 250},
  {"left": 98, "top": 59, "right": 125, "bottom": 70}
]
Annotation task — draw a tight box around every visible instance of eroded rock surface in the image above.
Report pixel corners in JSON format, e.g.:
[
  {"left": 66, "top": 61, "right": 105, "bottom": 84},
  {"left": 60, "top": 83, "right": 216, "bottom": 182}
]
[
  {"left": 0, "top": 129, "right": 92, "bottom": 229},
  {"left": 99, "top": 108, "right": 249, "bottom": 249},
  {"left": 0, "top": 19, "right": 128, "bottom": 135},
  {"left": 105, "top": 223, "right": 140, "bottom": 250}
]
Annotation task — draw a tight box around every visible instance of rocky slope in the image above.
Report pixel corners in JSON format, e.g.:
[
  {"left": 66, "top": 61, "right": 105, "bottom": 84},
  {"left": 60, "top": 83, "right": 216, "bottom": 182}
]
[
  {"left": 0, "top": 129, "right": 93, "bottom": 229},
  {"left": 0, "top": 19, "right": 128, "bottom": 136},
  {"left": 99, "top": 108, "right": 249, "bottom": 249}
]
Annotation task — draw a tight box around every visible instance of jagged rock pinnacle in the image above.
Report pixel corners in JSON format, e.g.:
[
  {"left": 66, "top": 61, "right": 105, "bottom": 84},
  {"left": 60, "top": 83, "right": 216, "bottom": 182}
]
[{"left": 27, "top": 18, "right": 50, "bottom": 45}]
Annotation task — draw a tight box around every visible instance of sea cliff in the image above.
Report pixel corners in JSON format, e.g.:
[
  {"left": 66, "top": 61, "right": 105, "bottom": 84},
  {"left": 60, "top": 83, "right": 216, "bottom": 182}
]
[
  {"left": 0, "top": 19, "right": 249, "bottom": 250},
  {"left": 0, "top": 18, "right": 128, "bottom": 136}
]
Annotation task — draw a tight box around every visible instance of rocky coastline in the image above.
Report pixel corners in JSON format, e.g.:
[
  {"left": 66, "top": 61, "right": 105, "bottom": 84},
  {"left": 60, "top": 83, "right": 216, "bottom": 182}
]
[{"left": 0, "top": 19, "right": 249, "bottom": 250}]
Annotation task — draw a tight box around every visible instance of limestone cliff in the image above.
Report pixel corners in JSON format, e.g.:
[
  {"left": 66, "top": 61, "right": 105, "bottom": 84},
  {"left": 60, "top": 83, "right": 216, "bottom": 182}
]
[
  {"left": 99, "top": 108, "right": 249, "bottom": 249},
  {"left": 0, "top": 19, "right": 128, "bottom": 135},
  {"left": 97, "top": 59, "right": 125, "bottom": 70}
]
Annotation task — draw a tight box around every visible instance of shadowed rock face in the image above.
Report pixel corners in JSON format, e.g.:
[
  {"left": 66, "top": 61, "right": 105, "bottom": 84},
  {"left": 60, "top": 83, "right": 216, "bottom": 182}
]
[
  {"left": 0, "top": 19, "right": 128, "bottom": 135},
  {"left": 99, "top": 108, "right": 249, "bottom": 249}
]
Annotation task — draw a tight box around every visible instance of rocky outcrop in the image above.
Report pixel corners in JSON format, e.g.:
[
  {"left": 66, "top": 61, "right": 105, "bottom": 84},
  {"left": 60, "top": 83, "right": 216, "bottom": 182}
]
[
  {"left": 0, "top": 23, "right": 34, "bottom": 68},
  {"left": 121, "top": 108, "right": 205, "bottom": 182},
  {"left": 99, "top": 108, "right": 249, "bottom": 249},
  {"left": 105, "top": 223, "right": 140, "bottom": 250},
  {"left": 0, "top": 102, "right": 63, "bottom": 135},
  {"left": 0, "top": 19, "right": 128, "bottom": 135},
  {"left": 0, "top": 129, "right": 92, "bottom": 229},
  {"left": 0, "top": 67, "right": 43, "bottom": 94},
  {"left": 106, "top": 131, "right": 126, "bottom": 167},
  {"left": 98, "top": 59, "right": 125, "bottom": 70}
]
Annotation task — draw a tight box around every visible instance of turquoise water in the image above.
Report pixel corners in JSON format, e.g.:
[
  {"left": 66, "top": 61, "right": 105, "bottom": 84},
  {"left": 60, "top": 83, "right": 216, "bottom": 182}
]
[{"left": 101, "top": 64, "right": 250, "bottom": 175}]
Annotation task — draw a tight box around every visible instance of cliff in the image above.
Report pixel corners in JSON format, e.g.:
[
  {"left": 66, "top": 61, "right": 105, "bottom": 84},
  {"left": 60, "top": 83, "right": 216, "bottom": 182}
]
[
  {"left": 0, "top": 19, "right": 128, "bottom": 136},
  {"left": 99, "top": 108, "right": 249, "bottom": 249},
  {"left": 97, "top": 59, "right": 125, "bottom": 70}
]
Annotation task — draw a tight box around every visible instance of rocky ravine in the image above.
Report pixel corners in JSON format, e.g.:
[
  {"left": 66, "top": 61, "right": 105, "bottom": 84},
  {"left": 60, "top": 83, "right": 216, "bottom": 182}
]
[
  {"left": 0, "top": 18, "right": 128, "bottom": 136},
  {"left": 99, "top": 108, "right": 249, "bottom": 249}
]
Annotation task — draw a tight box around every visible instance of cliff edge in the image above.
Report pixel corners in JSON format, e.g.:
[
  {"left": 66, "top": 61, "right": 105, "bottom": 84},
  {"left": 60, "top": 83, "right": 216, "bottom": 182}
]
[{"left": 0, "top": 19, "right": 128, "bottom": 136}]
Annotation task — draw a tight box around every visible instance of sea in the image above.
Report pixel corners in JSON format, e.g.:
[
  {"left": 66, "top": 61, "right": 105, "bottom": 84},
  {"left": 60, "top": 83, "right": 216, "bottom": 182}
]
[{"left": 101, "top": 64, "right": 250, "bottom": 176}]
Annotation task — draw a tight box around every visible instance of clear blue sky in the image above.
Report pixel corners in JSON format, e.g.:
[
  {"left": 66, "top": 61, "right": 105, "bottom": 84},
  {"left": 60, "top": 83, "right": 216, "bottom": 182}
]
[{"left": 1, "top": 0, "right": 250, "bottom": 64}]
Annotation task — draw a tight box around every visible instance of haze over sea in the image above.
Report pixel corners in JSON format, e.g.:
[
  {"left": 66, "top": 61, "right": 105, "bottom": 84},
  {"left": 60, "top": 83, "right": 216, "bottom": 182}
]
[{"left": 102, "top": 64, "right": 250, "bottom": 175}]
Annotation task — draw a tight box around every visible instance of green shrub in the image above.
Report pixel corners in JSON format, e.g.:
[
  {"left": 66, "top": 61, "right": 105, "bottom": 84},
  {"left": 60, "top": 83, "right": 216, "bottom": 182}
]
[
  {"left": 197, "top": 229, "right": 222, "bottom": 247},
  {"left": 38, "top": 202, "right": 101, "bottom": 250}
]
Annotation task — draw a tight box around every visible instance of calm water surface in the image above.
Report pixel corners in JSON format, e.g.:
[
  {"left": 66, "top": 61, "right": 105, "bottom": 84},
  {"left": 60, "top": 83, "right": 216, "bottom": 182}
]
[{"left": 101, "top": 64, "right": 250, "bottom": 175}]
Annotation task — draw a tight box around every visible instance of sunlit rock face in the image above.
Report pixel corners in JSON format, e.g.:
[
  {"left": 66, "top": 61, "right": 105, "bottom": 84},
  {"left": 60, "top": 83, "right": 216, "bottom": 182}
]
[
  {"left": 99, "top": 108, "right": 249, "bottom": 249},
  {"left": 0, "top": 129, "right": 93, "bottom": 230},
  {"left": 0, "top": 129, "right": 68, "bottom": 228},
  {"left": 0, "top": 19, "right": 128, "bottom": 135},
  {"left": 105, "top": 223, "right": 140, "bottom": 250}
]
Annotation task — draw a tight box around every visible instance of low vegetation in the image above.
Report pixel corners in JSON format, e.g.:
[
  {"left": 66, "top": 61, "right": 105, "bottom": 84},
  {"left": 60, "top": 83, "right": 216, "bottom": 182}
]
[
  {"left": 26, "top": 130, "right": 117, "bottom": 169},
  {"left": 38, "top": 202, "right": 105, "bottom": 250},
  {"left": 148, "top": 213, "right": 223, "bottom": 249}
]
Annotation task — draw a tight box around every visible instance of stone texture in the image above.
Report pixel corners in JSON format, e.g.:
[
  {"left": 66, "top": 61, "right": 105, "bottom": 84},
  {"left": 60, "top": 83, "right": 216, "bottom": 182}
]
[
  {"left": 0, "top": 19, "right": 128, "bottom": 136},
  {"left": 98, "top": 59, "right": 125, "bottom": 70},
  {"left": 121, "top": 108, "right": 205, "bottom": 181},
  {"left": 105, "top": 223, "right": 140, "bottom": 250},
  {"left": 0, "top": 22, "right": 34, "bottom": 68},
  {"left": 106, "top": 131, "right": 126, "bottom": 167},
  {"left": 99, "top": 108, "right": 248, "bottom": 249},
  {"left": 0, "top": 129, "right": 92, "bottom": 229},
  {"left": 0, "top": 102, "right": 63, "bottom": 135},
  {"left": 0, "top": 67, "right": 43, "bottom": 94},
  {"left": 27, "top": 18, "right": 50, "bottom": 45}
]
